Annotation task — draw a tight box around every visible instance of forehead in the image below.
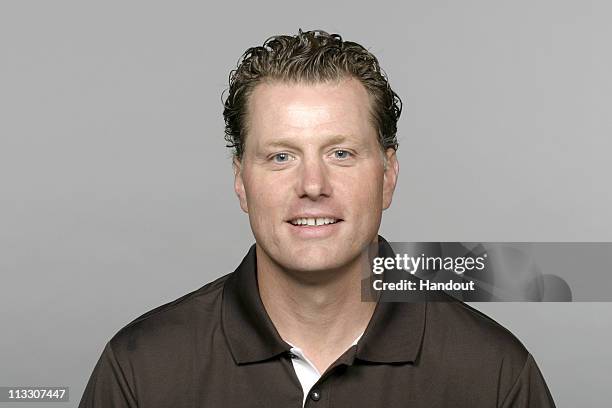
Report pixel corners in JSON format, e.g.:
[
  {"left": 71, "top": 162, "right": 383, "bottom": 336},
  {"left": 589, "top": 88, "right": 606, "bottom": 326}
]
[{"left": 245, "top": 78, "right": 377, "bottom": 148}]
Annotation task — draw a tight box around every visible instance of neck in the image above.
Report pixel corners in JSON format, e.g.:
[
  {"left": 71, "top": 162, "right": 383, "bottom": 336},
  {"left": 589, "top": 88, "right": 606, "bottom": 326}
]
[{"left": 256, "top": 244, "right": 376, "bottom": 373}]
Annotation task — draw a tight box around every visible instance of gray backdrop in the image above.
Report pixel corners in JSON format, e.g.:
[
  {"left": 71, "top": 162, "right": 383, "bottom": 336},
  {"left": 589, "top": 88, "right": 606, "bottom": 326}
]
[{"left": 1, "top": 0, "right": 610, "bottom": 406}]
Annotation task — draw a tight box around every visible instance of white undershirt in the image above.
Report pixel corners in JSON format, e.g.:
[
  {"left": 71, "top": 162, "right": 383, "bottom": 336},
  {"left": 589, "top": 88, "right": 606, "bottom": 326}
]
[{"left": 287, "top": 333, "right": 363, "bottom": 407}]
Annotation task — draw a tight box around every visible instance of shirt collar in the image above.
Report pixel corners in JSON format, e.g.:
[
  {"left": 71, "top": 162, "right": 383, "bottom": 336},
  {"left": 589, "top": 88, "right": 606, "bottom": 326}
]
[
  {"left": 221, "top": 236, "right": 427, "bottom": 365},
  {"left": 221, "top": 243, "right": 289, "bottom": 364}
]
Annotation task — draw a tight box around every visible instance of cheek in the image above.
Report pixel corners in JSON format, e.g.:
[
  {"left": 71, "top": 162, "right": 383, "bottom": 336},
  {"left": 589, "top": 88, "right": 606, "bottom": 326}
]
[
  {"left": 334, "top": 169, "right": 384, "bottom": 213},
  {"left": 348, "top": 167, "right": 384, "bottom": 202},
  {"left": 244, "top": 172, "right": 288, "bottom": 218}
]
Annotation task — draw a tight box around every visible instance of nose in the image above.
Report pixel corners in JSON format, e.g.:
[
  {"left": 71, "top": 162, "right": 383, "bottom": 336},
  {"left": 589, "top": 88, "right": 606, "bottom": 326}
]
[{"left": 295, "top": 156, "right": 332, "bottom": 200}]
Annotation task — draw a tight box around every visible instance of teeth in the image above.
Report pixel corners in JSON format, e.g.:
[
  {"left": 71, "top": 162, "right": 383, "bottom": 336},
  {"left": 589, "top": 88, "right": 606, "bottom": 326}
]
[{"left": 290, "top": 217, "right": 338, "bottom": 226}]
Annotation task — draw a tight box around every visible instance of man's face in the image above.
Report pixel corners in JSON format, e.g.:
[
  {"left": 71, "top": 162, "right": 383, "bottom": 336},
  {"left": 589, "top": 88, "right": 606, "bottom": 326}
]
[{"left": 234, "top": 78, "right": 399, "bottom": 273}]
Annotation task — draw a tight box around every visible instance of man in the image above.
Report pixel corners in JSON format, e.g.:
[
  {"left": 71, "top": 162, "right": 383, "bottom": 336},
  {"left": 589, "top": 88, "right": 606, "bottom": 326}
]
[{"left": 79, "top": 30, "right": 555, "bottom": 407}]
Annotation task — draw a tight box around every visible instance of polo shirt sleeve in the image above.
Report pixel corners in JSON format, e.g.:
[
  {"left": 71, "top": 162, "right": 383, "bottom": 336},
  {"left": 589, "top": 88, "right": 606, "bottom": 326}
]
[
  {"left": 499, "top": 353, "right": 556, "bottom": 408},
  {"left": 79, "top": 342, "right": 138, "bottom": 408}
]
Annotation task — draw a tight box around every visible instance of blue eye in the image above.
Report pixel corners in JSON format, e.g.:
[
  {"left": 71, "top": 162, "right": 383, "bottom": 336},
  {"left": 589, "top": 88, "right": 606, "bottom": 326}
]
[
  {"left": 273, "top": 153, "right": 291, "bottom": 163},
  {"left": 334, "top": 150, "right": 351, "bottom": 159}
]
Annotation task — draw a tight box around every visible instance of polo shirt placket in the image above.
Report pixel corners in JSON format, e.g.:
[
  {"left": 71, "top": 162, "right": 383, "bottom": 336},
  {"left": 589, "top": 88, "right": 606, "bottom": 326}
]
[{"left": 288, "top": 333, "right": 363, "bottom": 407}]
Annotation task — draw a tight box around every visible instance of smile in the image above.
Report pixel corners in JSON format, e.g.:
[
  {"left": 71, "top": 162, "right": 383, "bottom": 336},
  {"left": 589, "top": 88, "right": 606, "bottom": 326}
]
[{"left": 289, "top": 217, "right": 341, "bottom": 226}]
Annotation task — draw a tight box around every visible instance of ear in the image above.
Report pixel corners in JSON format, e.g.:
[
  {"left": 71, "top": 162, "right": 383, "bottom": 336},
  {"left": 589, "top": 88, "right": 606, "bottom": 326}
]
[
  {"left": 382, "top": 148, "right": 399, "bottom": 210},
  {"left": 233, "top": 157, "right": 249, "bottom": 213}
]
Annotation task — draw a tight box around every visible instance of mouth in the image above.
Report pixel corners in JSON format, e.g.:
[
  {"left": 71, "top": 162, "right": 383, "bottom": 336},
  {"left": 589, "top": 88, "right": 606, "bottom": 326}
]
[{"left": 287, "top": 217, "right": 343, "bottom": 227}]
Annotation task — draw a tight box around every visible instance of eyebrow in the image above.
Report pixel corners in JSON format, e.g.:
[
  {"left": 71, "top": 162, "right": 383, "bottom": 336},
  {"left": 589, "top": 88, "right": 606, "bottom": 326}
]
[{"left": 261, "top": 134, "right": 361, "bottom": 150}]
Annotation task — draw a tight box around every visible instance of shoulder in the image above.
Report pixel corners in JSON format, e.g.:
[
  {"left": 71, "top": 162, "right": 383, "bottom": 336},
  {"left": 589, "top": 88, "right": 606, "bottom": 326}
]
[
  {"left": 425, "top": 297, "right": 529, "bottom": 375},
  {"left": 80, "top": 274, "right": 235, "bottom": 405},
  {"left": 108, "top": 273, "right": 230, "bottom": 357},
  {"left": 419, "top": 298, "right": 555, "bottom": 406}
]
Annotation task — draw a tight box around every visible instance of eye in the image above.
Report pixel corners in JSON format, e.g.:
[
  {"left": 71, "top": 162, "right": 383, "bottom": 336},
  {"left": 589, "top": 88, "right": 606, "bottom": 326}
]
[
  {"left": 333, "top": 150, "right": 352, "bottom": 160},
  {"left": 272, "top": 152, "right": 293, "bottom": 163}
]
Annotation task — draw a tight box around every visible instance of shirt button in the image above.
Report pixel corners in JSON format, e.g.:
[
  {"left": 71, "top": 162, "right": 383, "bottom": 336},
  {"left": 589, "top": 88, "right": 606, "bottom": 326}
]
[
  {"left": 309, "top": 389, "right": 321, "bottom": 401},
  {"left": 288, "top": 352, "right": 298, "bottom": 359}
]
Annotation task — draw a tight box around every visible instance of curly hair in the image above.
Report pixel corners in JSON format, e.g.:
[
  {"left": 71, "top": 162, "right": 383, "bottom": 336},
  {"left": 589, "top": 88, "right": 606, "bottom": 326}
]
[{"left": 223, "top": 29, "right": 402, "bottom": 159}]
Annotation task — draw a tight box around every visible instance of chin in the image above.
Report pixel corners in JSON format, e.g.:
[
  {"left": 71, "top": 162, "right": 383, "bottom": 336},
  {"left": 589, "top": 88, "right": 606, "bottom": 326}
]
[
  {"left": 278, "top": 244, "right": 357, "bottom": 273},
  {"left": 284, "top": 260, "right": 345, "bottom": 274}
]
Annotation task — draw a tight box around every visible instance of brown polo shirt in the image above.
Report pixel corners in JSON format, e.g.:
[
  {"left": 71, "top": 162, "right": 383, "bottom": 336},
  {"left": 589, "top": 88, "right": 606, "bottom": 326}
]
[{"left": 79, "top": 237, "right": 556, "bottom": 407}]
